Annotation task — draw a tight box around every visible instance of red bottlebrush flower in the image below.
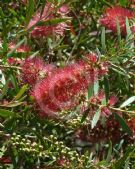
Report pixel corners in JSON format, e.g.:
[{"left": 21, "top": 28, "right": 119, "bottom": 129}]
[
  {"left": 9, "top": 42, "right": 30, "bottom": 53},
  {"left": 98, "top": 62, "right": 108, "bottom": 75},
  {"left": 127, "top": 118, "right": 135, "bottom": 140},
  {"left": 7, "top": 57, "right": 22, "bottom": 65},
  {"left": 100, "top": 6, "right": 135, "bottom": 35},
  {"left": 30, "top": 26, "right": 54, "bottom": 38},
  {"left": 33, "top": 55, "right": 99, "bottom": 117},
  {"left": 101, "top": 106, "right": 111, "bottom": 117},
  {"left": 28, "top": 2, "right": 70, "bottom": 37},
  {"left": 21, "top": 57, "right": 56, "bottom": 86},
  {"left": 27, "top": 2, "right": 54, "bottom": 29},
  {"left": 59, "top": 5, "right": 70, "bottom": 15},
  {"left": 57, "top": 156, "right": 70, "bottom": 166},
  {"left": 109, "top": 95, "right": 118, "bottom": 106},
  {"left": 98, "top": 90, "right": 105, "bottom": 101},
  {"left": 85, "top": 53, "right": 98, "bottom": 63},
  {"left": 0, "top": 157, "right": 11, "bottom": 164},
  {"left": 7, "top": 57, "right": 16, "bottom": 65},
  {"left": 21, "top": 0, "right": 27, "bottom": 4}
]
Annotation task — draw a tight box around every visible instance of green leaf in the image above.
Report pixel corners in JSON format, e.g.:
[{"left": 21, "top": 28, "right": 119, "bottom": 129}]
[
  {"left": 0, "top": 78, "right": 10, "bottom": 100},
  {"left": 81, "top": 108, "right": 90, "bottom": 123},
  {"left": 104, "top": 76, "right": 109, "bottom": 102},
  {"left": 113, "top": 148, "right": 131, "bottom": 168},
  {"left": 124, "top": 158, "right": 130, "bottom": 169},
  {"left": 14, "top": 85, "right": 28, "bottom": 100},
  {"left": 2, "top": 102, "right": 24, "bottom": 108},
  {"left": 94, "top": 80, "right": 99, "bottom": 95},
  {"left": 0, "top": 69, "right": 5, "bottom": 85},
  {"left": 119, "top": 0, "right": 128, "bottom": 7},
  {"left": 126, "top": 17, "right": 131, "bottom": 38},
  {"left": 88, "top": 84, "right": 94, "bottom": 99},
  {"left": 10, "top": 74, "right": 19, "bottom": 92},
  {"left": 91, "top": 110, "right": 101, "bottom": 129},
  {"left": 114, "top": 113, "right": 132, "bottom": 135},
  {"left": 120, "top": 96, "right": 135, "bottom": 108},
  {"left": 0, "top": 109, "right": 15, "bottom": 118},
  {"left": 37, "top": 17, "right": 70, "bottom": 26},
  {"left": 7, "top": 38, "right": 26, "bottom": 58},
  {"left": 106, "top": 141, "right": 112, "bottom": 163},
  {"left": 26, "top": 17, "right": 71, "bottom": 35},
  {"left": 26, "top": 0, "right": 35, "bottom": 26},
  {"left": 116, "top": 17, "right": 121, "bottom": 43},
  {"left": 101, "top": 27, "right": 106, "bottom": 52}
]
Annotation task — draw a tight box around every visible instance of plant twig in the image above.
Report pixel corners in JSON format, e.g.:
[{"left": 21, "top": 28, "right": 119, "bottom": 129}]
[{"left": 0, "top": 64, "right": 22, "bottom": 70}]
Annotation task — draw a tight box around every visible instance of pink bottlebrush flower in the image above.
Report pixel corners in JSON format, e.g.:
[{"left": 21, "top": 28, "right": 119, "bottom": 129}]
[
  {"left": 98, "top": 90, "right": 105, "bottom": 101},
  {"left": 85, "top": 53, "right": 98, "bottom": 63},
  {"left": 21, "top": 57, "right": 56, "bottom": 86},
  {"left": 21, "top": 0, "right": 27, "bottom": 4},
  {"left": 7, "top": 57, "right": 16, "bottom": 65},
  {"left": 59, "top": 5, "right": 70, "bottom": 15},
  {"left": 27, "top": 2, "right": 54, "bottom": 29},
  {"left": 0, "top": 157, "right": 11, "bottom": 164},
  {"left": 7, "top": 57, "right": 22, "bottom": 65},
  {"left": 57, "top": 156, "right": 70, "bottom": 166},
  {"left": 101, "top": 106, "right": 111, "bottom": 117},
  {"left": 28, "top": 2, "right": 70, "bottom": 37},
  {"left": 9, "top": 42, "right": 30, "bottom": 53},
  {"left": 30, "top": 26, "right": 54, "bottom": 38},
  {"left": 98, "top": 62, "right": 108, "bottom": 75},
  {"left": 109, "top": 95, "right": 118, "bottom": 106},
  {"left": 89, "top": 91, "right": 105, "bottom": 104},
  {"left": 100, "top": 6, "right": 135, "bottom": 35},
  {"left": 54, "top": 22, "right": 69, "bottom": 36},
  {"left": 33, "top": 55, "right": 99, "bottom": 117}
]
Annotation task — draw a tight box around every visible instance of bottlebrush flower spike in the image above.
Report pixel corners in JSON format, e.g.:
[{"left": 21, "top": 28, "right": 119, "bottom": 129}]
[
  {"left": 101, "top": 106, "right": 111, "bottom": 117},
  {"left": 33, "top": 54, "right": 100, "bottom": 117},
  {"left": 9, "top": 42, "right": 30, "bottom": 53},
  {"left": 109, "top": 95, "right": 118, "bottom": 106},
  {"left": 28, "top": 2, "right": 70, "bottom": 37},
  {"left": 27, "top": 2, "right": 54, "bottom": 29},
  {"left": 59, "top": 5, "right": 70, "bottom": 15},
  {"left": 100, "top": 6, "right": 135, "bottom": 35},
  {"left": 0, "top": 157, "right": 11, "bottom": 164},
  {"left": 7, "top": 57, "right": 22, "bottom": 65},
  {"left": 21, "top": 57, "right": 56, "bottom": 86}
]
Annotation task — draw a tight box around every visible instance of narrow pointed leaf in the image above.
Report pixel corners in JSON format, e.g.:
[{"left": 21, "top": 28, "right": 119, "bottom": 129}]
[
  {"left": 115, "top": 113, "right": 132, "bottom": 135},
  {"left": 0, "top": 109, "right": 15, "bottom": 118},
  {"left": 91, "top": 110, "right": 101, "bottom": 129},
  {"left": 120, "top": 96, "right": 135, "bottom": 108}
]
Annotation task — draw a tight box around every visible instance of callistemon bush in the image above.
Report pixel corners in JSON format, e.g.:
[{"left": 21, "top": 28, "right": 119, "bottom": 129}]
[
  {"left": 21, "top": 57, "right": 56, "bottom": 86},
  {"left": 100, "top": 6, "right": 135, "bottom": 35},
  {"left": 28, "top": 2, "right": 70, "bottom": 37},
  {"left": 32, "top": 54, "right": 108, "bottom": 117}
]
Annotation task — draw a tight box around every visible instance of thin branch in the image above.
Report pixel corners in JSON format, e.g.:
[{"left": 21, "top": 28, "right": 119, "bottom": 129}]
[{"left": 0, "top": 64, "right": 22, "bottom": 70}]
